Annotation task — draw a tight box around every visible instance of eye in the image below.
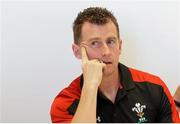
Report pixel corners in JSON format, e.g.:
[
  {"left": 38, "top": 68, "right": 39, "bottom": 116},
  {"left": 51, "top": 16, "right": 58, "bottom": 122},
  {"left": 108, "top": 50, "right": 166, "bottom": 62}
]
[
  {"left": 90, "top": 41, "right": 101, "bottom": 48},
  {"left": 107, "top": 39, "right": 116, "bottom": 45}
]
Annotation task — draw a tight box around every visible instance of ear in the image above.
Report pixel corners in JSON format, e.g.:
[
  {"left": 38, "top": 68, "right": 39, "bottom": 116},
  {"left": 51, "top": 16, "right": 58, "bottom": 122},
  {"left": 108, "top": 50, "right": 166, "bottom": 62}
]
[
  {"left": 118, "top": 39, "right": 122, "bottom": 54},
  {"left": 72, "top": 44, "right": 81, "bottom": 59}
]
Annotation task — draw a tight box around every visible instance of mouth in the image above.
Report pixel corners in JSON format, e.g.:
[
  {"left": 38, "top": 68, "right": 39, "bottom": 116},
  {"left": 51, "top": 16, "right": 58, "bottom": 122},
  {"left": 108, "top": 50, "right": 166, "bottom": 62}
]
[{"left": 102, "top": 61, "right": 112, "bottom": 65}]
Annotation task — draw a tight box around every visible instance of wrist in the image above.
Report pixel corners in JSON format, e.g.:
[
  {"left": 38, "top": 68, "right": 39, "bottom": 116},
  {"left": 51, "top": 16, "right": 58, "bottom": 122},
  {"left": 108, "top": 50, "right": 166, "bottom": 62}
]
[{"left": 82, "top": 82, "right": 99, "bottom": 92}]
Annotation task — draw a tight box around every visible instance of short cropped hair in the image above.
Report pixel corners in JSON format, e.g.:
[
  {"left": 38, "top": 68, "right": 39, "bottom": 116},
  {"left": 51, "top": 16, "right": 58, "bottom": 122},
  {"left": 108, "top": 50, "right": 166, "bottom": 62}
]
[{"left": 73, "top": 7, "right": 120, "bottom": 44}]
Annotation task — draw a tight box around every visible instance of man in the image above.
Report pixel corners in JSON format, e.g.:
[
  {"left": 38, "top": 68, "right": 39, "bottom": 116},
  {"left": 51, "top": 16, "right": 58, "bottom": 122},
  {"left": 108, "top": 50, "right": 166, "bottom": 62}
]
[
  {"left": 174, "top": 86, "right": 180, "bottom": 116},
  {"left": 50, "top": 7, "right": 179, "bottom": 123}
]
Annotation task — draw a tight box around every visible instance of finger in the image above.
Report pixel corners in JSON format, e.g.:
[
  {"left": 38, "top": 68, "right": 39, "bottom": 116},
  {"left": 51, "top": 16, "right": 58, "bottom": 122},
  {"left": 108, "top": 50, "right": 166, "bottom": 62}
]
[
  {"left": 98, "top": 59, "right": 103, "bottom": 63},
  {"left": 90, "top": 59, "right": 100, "bottom": 63},
  {"left": 102, "top": 63, "right": 106, "bottom": 68},
  {"left": 80, "top": 42, "right": 93, "bottom": 50},
  {"left": 81, "top": 46, "right": 89, "bottom": 63},
  {"left": 92, "top": 59, "right": 106, "bottom": 67},
  {"left": 80, "top": 42, "right": 88, "bottom": 47}
]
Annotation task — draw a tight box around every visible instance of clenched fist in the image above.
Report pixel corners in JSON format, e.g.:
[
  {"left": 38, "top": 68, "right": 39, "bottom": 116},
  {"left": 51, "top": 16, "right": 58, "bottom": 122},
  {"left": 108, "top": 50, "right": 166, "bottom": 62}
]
[{"left": 81, "top": 46, "right": 105, "bottom": 89}]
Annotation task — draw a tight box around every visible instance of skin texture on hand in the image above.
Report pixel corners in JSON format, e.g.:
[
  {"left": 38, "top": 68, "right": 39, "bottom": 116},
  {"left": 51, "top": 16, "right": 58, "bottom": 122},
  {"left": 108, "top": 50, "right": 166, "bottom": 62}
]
[{"left": 80, "top": 46, "right": 106, "bottom": 89}]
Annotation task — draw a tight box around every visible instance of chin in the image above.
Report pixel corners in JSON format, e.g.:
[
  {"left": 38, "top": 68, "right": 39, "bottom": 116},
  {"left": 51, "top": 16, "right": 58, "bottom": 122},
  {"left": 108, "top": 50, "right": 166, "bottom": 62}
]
[
  {"left": 103, "top": 64, "right": 118, "bottom": 76},
  {"left": 103, "top": 67, "right": 115, "bottom": 76}
]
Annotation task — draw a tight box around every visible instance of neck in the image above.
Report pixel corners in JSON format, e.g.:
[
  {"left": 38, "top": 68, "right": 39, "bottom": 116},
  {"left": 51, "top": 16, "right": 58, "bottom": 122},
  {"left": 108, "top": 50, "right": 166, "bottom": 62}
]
[{"left": 99, "top": 69, "right": 120, "bottom": 103}]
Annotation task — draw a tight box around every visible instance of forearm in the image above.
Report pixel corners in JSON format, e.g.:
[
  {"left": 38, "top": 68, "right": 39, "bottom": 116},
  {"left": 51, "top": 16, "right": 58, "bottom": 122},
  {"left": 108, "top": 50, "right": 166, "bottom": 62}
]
[
  {"left": 71, "top": 47, "right": 104, "bottom": 123},
  {"left": 71, "top": 84, "right": 98, "bottom": 123}
]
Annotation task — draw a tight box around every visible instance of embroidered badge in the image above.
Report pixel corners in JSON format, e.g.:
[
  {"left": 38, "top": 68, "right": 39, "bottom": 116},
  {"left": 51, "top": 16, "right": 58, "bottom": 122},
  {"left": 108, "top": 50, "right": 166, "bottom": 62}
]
[
  {"left": 132, "top": 103, "right": 147, "bottom": 123},
  {"left": 96, "top": 116, "right": 101, "bottom": 122}
]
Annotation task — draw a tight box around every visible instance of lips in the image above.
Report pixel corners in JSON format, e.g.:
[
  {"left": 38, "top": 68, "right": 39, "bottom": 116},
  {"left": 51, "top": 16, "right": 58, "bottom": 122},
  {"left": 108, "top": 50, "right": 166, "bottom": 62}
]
[{"left": 102, "top": 61, "right": 112, "bottom": 64}]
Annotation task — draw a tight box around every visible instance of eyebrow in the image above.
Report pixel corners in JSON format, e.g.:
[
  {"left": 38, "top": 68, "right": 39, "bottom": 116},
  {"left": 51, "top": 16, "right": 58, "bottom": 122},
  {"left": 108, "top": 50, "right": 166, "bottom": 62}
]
[
  {"left": 87, "top": 36, "right": 118, "bottom": 42},
  {"left": 107, "top": 37, "right": 118, "bottom": 40},
  {"left": 87, "top": 37, "right": 100, "bottom": 42}
]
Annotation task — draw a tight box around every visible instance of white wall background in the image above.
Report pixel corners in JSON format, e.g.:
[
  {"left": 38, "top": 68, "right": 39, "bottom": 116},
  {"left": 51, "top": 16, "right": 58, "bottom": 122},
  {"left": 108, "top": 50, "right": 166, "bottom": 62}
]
[
  {"left": 0, "top": 0, "right": 2, "bottom": 122},
  {"left": 1, "top": 0, "right": 179, "bottom": 122}
]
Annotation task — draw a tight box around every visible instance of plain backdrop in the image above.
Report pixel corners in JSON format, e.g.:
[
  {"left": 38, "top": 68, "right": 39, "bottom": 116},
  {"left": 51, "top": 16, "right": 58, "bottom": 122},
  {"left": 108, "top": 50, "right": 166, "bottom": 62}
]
[{"left": 0, "top": 0, "right": 179, "bottom": 122}]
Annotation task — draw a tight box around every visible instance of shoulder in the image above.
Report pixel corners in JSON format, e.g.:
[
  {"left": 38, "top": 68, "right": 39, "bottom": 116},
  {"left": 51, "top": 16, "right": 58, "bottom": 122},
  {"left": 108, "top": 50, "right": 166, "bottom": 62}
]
[
  {"left": 126, "top": 67, "right": 167, "bottom": 100},
  {"left": 126, "top": 66, "right": 172, "bottom": 103},
  {"left": 50, "top": 76, "right": 82, "bottom": 122},
  {"left": 127, "top": 67, "right": 179, "bottom": 122},
  {"left": 52, "top": 75, "right": 81, "bottom": 108},
  {"left": 129, "top": 67, "right": 164, "bottom": 86}
]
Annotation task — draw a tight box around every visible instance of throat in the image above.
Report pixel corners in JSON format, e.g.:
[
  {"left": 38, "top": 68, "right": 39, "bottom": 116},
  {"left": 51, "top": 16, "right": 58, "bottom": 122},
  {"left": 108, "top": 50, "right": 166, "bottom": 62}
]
[
  {"left": 99, "top": 81, "right": 120, "bottom": 103},
  {"left": 99, "top": 69, "right": 121, "bottom": 103}
]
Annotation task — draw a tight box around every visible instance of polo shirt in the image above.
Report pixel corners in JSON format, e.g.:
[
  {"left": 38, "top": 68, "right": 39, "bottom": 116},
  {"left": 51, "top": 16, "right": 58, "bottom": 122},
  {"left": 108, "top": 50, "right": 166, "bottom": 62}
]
[{"left": 50, "top": 63, "right": 180, "bottom": 123}]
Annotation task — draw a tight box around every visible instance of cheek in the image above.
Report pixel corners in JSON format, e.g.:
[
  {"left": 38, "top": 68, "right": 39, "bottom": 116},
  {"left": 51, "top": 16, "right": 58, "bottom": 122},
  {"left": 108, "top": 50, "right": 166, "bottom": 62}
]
[
  {"left": 112, "top": 49, "right": 120, "bottom": 61},
  {"left": 86, "top": 48, "right": 100, "bottom": 60},
  {"left": 113, "top": 48, "right": 121, "bottom": 56}
]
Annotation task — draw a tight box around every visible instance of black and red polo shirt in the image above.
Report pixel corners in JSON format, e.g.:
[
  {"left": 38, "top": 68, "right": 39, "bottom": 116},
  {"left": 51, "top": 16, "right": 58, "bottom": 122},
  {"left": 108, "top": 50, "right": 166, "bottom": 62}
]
[{"left": 50, "top": 63, "right": 180, "bottom": 123}]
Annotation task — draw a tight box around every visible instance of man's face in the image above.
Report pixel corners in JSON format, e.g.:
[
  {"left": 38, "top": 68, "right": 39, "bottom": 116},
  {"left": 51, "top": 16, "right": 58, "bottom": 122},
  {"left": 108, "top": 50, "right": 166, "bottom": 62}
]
[{"left": 79, "top": 21, "right": 122, "bottom": 76}]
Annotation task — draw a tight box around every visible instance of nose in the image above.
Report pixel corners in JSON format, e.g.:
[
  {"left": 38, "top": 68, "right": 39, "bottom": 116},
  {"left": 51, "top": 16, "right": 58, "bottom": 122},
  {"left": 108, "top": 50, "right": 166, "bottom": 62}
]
[{"left": 101, "top": 43, "right": 111, "bottom": 56}]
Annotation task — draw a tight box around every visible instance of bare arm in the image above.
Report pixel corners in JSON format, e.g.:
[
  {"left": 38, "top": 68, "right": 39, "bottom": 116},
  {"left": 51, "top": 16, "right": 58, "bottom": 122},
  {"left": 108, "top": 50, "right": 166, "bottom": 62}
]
[{"left": 71, "top": 46, "right": 105, "bottom": 123}]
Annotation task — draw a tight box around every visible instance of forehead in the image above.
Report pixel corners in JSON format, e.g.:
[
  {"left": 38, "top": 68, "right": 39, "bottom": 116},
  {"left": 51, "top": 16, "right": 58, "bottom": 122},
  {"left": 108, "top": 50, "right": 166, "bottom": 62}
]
[{"left": 80, "top": 21, "right": 118, "bottom": 41}]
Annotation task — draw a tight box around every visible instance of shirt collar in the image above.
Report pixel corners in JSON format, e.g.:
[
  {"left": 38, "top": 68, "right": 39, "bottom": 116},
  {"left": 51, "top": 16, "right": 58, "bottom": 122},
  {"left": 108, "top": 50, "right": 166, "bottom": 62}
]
[
  {"left": 80, "top": 63, "right": 135, "bottom": 91},
  {"left": 119, "top": 63, "right": 135, "bottom": 91}
]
